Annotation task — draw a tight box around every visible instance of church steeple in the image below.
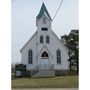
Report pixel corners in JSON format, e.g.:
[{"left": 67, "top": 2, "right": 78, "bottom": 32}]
[{"left": 36, "top": 3, "right": 52, "bottom": 21}]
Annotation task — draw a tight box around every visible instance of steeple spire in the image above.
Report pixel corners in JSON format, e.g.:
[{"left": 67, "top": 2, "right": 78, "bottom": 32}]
[{"left": 36, "top": 3, "right": 52, "bottom": 21}]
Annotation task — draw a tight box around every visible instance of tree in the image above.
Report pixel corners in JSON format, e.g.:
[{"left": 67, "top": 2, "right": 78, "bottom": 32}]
[{"left": 61, "top": 30, "right": 79, "bottom": 74}]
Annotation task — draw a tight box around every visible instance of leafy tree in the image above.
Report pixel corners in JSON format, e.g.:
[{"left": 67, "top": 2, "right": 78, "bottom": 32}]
[{"left": 61, "top": 30, "right": 79, "bottom": 74}]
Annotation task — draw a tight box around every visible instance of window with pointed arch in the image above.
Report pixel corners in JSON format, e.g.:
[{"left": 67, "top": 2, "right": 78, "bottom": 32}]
[
  {"left": 57, "top": 49, "right": 61, "bottom": 64},
  {"left": 28, "top": 49, "right": 33, "bottom": 64},
  {"left": 43, "top": 17, "right": 46, "bottom": 24},
  {"left": 46, "top": 35, "right": 49, "bottom": 43},
  {"left": 40, "top": 35, "right": 43, "bottom": 43}
]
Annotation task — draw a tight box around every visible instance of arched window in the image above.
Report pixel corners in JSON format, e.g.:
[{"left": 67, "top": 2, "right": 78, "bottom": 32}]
[
  {"left": 40, "top": 35, "right": 43, "bottom": 43},
  {"left": 57, "top": 49, "right": 61, "bottom": 64},
  {"left": 28, "top": 49, "right": 33, "bottom": 64},
  {"left": 43, "top": 17, "right": 46, "bottom": 24},
  {"left": 46, "top": 35, "right": 49, "bottom": 43},
  {"left": 41, "top": 51, "right": 49, "bottom": 58}
]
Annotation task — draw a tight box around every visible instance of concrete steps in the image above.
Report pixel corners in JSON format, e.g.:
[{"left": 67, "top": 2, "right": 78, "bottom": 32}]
[{"left": 32, "top": 70, "right": 55, "bottom": 78}]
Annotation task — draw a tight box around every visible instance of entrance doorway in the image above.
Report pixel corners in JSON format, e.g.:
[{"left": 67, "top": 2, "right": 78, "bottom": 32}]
[
  {"left": 38, "top": 51, "right": 49, "bottom": 70},
  {"left": 40, "top": 51, "right": 49, "bottom": 65}
]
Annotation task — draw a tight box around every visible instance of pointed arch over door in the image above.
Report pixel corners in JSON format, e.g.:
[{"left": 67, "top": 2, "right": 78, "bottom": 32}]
[{"left": 41, "top": 51, "right": 49, "bottom": 58}]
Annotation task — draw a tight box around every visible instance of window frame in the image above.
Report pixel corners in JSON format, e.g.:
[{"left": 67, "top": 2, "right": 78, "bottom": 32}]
[
  {"left": 46, "top": 35, "right": 49, "bottom": 43},
  {"left": 43, "top": 17, "right": 46, "bottom": 24},
  {"left": 57, "top": 49, "right": 61, "bottom": 64},
  {"left": 41, "top": 28, "right": 48, "bottom": 31},
  {"left": 28, "top": 49, "right": 33, "bottom": 64},
  {"left": 40, "top": 35, "right": 43, "bottom": 43}
]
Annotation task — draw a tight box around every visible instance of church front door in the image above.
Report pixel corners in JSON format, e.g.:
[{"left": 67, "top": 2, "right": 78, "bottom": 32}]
[
  {"left": 39, "top": 58, "right": 49, "bottom": 65},
  {"left": 38, "top": 59, "right": 49, "bottom": 70},
  {"left": 38, "top": 51, "right": 50, "bottom": 70}
]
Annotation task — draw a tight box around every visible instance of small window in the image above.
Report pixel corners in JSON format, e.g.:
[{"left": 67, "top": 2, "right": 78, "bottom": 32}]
[
  {"left": 46, "top": 35, "right": 49, "bottom": 43},
  {"left": 43, "top": 17, "right": 46, "bottom": 24},
  {"left": 28, "top": 49, "right": 33, "bottom": 64},
  {"left": 57, "top": 49, "right": 61, "bottom": 64},
  {"left": 40, "top": 35, "right": 43, "bottom": 43},
  {"left": 42, "top": 28, "right": 48, "bottom": 31}
]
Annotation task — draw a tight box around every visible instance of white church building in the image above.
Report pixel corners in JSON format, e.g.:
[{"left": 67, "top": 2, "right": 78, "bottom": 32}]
[{"left": 20, "top": 3, "right": 69, "bottom": 77}]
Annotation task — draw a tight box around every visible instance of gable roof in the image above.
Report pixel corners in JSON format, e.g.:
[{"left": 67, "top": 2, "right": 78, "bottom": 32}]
[
  {"left": 51, "top": 30, "right": 68, "bottom": 52},
  {"left": 36, "top": 3, "right": 52, "bottom": 21},
  {"left": 20, "top": 31, "right": 38, "bottom": 53}
]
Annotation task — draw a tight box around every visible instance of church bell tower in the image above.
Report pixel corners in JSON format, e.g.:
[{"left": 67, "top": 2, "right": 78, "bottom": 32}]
[
  {"left": 36, "top": 3, "right": 52, "bottom": 63},
  {"left": 36, "top": 3, "right": 52, "bottom": 44}
]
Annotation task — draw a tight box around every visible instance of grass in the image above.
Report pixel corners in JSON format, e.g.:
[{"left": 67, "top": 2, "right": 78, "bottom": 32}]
[{"left": 12, "top": 76, "right": 78, "bottom": 88}]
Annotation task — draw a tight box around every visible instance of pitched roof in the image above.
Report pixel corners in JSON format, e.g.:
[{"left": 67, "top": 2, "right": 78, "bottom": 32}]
[
  {"left": 36, "top": 3, "right": 52, "bottom": 21},
  {"left": 20, "top": 31, "right": 38, "bottom": 53},
  {"left": 51, "top": 30, "right": 68, "bottom": 53}
]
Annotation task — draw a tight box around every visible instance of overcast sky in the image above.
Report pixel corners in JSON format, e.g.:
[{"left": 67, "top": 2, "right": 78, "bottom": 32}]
[{"left": 12, "top": 0, "right": 79, "bottom": 64}]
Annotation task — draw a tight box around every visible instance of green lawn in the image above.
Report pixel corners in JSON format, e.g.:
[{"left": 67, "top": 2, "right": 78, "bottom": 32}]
[{"left": 12, "top": 76, "right": 78, "bottom": 88}]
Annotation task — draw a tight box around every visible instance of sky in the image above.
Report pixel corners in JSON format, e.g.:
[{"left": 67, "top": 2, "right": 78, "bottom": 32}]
[{"left": 12, "top": 0, "right": 79, "bottom": 64}]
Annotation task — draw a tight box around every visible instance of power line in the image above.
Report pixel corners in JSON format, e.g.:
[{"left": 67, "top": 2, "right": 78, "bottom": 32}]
[
  {"left": 12, "top": 0, "right": 64, "bottom": 21},
  {"left": 52, "top": 0, "right": 64, "bottom": 21}
]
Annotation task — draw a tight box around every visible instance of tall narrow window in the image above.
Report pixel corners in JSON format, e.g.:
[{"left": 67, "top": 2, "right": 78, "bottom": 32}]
[
  {"left": 57, "top": 49, "right": 61, "bottom": 64},
  {"left": 28, "top": 49, "right": 33, "bottom": 64},
  {"left": 46, "top": 35, "right": 49, "bottom": 43},
  {"left": 40, "top": 35, "right": 43, "bottom": 43},
  {"left": 43, "top": 17, "right": 46, "bottom": 24}
]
